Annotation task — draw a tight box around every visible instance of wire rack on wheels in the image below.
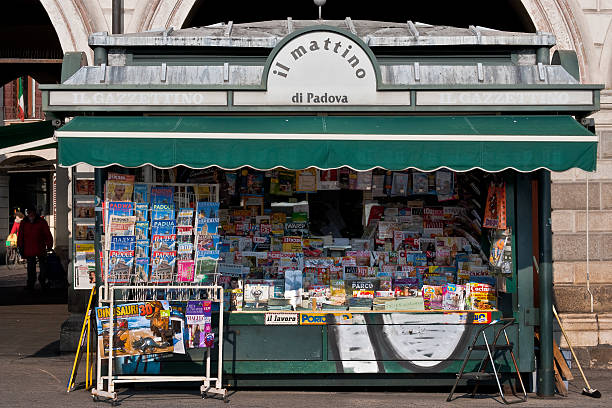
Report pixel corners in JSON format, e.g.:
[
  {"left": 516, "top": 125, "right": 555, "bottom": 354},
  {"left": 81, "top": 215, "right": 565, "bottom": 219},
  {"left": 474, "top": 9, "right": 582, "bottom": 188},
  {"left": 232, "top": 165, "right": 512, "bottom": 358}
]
[{"left": 91, "top": 283, "right": 227, "bottom": 404}]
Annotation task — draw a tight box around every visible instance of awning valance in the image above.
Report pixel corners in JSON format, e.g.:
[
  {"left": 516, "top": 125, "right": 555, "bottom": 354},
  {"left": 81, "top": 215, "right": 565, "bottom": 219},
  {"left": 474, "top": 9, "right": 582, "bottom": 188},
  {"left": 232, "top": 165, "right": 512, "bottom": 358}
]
[
  {"left": 56, "top": 115, "right": 597, "bottom": 172},
  {"left": 0, "top": 120, "right": 57, "bottom": 155}
]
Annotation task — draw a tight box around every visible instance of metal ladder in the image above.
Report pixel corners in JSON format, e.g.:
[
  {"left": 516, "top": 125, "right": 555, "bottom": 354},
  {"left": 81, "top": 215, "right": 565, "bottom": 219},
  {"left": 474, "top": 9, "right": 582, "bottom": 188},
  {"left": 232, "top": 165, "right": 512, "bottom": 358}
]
[{"left": 447, "top": 318, "right": 527, "bottom": 404}]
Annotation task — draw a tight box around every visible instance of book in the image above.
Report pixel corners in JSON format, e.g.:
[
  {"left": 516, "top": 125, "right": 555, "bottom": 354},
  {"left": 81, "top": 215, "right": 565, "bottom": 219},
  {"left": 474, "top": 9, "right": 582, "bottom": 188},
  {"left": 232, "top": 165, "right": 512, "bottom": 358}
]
[
  {"left": 177, "top": 260, "right": 195, "bottom": 282},
  {"left": 133, "top": 184, "right": 148, "bottom": 203},
  {"left": 150, "top": 186, "right": 174, "bottom": 205},
  {"left": 151, "top": 203, "right": 174, "bottom": 221},
  {"left": 151, "top": 234, "right": 177, "bottom": 251},
  {"left": 196, "top": 202, "right": 220, "bottom": 220},
  {"left": 108, "top": 250, "right": 134, "bottom": 284},
  {"left": 134, "top": 203, "right": 148, "bottom": 222},
  {"left": 134, "top": 258, "right": 150, "bottom": 282},
  {"left": 177, "top": 208, "right": 194, "bottom": 226},
  {"left": 110, "top": 235, "right": 135, "bottom": 251},
  {"left": 135, "top": 240, "right": 150, "bottom": 258},
  {"left": 150, "top": 251, "right": 176, "bottom": 283},
  {"left": 151, "top": 219, "right": 176, "bottom": 235},
  {"left": 135, "top": 221, "right": 149, "bottom": 240},
  {"left": 106, "top": 202, "right": 134, "bottom": 225}
]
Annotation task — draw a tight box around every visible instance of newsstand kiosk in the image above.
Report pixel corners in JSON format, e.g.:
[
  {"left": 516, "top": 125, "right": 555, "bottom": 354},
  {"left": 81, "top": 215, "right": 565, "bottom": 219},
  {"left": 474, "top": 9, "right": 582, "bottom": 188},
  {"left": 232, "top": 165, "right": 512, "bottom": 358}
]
[{"left": 42, "top": 20, "right": 600, "bottom": 400}]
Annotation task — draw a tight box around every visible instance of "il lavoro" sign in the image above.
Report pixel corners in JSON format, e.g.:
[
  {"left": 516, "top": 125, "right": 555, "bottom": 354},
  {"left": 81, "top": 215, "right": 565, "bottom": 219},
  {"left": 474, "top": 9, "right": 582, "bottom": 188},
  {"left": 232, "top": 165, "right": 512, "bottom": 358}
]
[{"left": 233, "top": 30, "right": 409, "bottom": 106}]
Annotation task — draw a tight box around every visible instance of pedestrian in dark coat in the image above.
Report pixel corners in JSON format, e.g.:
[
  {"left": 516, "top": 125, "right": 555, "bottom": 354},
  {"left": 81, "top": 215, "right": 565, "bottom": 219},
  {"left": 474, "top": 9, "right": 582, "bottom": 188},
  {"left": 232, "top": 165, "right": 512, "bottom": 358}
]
[{"left": 17, "top": 207, "right": 53, "bottom": 290}]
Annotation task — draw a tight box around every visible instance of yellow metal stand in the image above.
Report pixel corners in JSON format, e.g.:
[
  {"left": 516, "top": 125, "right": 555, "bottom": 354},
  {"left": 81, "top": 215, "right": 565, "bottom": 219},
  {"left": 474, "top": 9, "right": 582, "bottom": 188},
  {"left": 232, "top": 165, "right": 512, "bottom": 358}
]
[{"left": 67, "top": 287, "right": 96, "bottom": 392}]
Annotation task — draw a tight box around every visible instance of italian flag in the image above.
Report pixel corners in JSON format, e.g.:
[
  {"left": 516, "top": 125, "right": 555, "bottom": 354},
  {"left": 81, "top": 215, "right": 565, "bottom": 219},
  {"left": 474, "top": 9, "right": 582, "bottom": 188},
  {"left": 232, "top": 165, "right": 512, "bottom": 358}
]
[{"left": 16, "top": 77, "right": 25, "bottom": 121}]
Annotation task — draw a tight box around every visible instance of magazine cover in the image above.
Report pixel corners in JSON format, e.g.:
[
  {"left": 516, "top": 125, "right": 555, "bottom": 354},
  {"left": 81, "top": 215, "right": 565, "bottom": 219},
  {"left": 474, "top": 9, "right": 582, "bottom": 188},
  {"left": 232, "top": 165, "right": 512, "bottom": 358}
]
[
  {"left": 177, "top": 208, "right": 194, "bottom": 226},
  {"left": 443, "top": 284, "right": 466, "bottom": 310},
  {"left": 466, "top": 282, "right": 497, "bottom": 310},
  {"left": 150, "top": 186, "right": 174, "bottom": 205},
  {"left": 106, "top": 202, "right": 134, "bottom": 226},
  {"left": 422, "top": 285, "right": 444, "bottom": 310},
  {"left": 295, "top": 168, "right": 317, "bottom": 193},
  {"left": 195, "top": 250, "right": 220, "bottom": 282},
  {"left": 186, "top": 300, "right": 212, "bottom": 348},
  {"left": 75, "top": 202, "right": 95, "bottom": 219},
  {"left": 74, "top": 243, "right": 95, "bottom": 289},
  {"left": 317, "top": 169, "right": 339, "bottom": 190},
  {"left": 151, "top": 219, "right": 176, "bottom": 235},
  {"left": 177, "top": 226, "right": 194, "bottom": 243},
  {"left": 111, "top": 235, "right": 136, "bottom": 251},
  {"left": 76, "top": 179, "right": 95, "bottom": 195},
  {"left": 177, "top": 260, "right": 195, "bottom": 282},
  {"left": 391, "top": 172, "right": 410, "bottom": 196},
  {"left": 196, "top": 218, "right": 219, "bottom": 235},
  {"left": 151, "top": 203, "right": 175, "bottom": 221},
  {"left": 95, "top": 300, "right": 173, "bottom": 358},
  {"left": 270, "top": 170, "right": 295, "bottom": 196},
  {"left": 244, "top": 280, "right": 271, "bottom": 305},
  {"left": 150, "top": 251, "right": 176, "bottom": 283},
  {"left": 356, "top": 171, "right": 372, "bottom": 191},
  {"left": 436, "top": 170, "right": 458, "bottom": 201},
  {"left": 412, "top": 172, "right": 429, "bottom": 194},
  {"left": 135, "top": 221, "right": 149, "bottom": 240},
  {"left": 135, "top": 240, "right": 150, "bottom": 258},
  {"left": 75, "top": 224, "right": 94, "bottom": 240},
  {"left": 151, "top": 234, "right": 177, "bottom": 251},
  {"left": 196, "top": 201, "right": 220, "bottom": 220},
  {"left": 106, "top": 180, "right": 134, "bottom": 202},
  {"left": 134, "top": 258, "right": 150, "bottom": 282},
  {"left": 133, "top": 184, "right": 148, "bottom": 203},
  {"left": 107, "top": 215, "right": 136, "bottom": 238},
  {"left": 177, "top": 241, "right": 194, "bottom": 259},
  {"left": 108, "top": 250, "right": 134, "bottom": 284},
  {"left": 134, "top": 203, "right": 148, "bottom": 222},
  {"left": 284, "top": 269, "right": 302, "bottom": 308},
  {"left": 225, "top": 173, "right": 237, "bottom": 196},
  {"left": 243, "top": 171, "right": 264, "bottom": 196}
]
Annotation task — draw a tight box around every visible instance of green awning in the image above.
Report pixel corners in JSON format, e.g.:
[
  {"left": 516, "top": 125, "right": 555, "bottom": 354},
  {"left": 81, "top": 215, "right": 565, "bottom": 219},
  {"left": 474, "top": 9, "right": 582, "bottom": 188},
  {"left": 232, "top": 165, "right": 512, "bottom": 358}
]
[
  {"left": 56, "top": 115, "right": 597, "bottom": 172},
  {"left": 0, "top": 120, "right": 57, "bottom": 155}
]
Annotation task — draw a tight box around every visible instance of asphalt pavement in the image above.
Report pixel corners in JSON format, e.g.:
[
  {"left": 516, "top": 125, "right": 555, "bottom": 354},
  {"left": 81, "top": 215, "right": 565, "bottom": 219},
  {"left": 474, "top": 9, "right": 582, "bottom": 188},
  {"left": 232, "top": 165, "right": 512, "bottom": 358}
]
[{"left": 0, "top": 264, "right": 610, "bottom": 407}]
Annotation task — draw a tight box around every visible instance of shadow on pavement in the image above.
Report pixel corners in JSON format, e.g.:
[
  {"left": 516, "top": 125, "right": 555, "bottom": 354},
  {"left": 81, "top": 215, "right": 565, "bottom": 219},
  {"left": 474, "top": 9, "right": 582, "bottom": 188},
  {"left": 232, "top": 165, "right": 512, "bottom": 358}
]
[
  {"left": 0, "top": 286, "right": 67, "bottom": 306},
  {"left": 24, "top": 340, "right": 61, "bottom": 358}
]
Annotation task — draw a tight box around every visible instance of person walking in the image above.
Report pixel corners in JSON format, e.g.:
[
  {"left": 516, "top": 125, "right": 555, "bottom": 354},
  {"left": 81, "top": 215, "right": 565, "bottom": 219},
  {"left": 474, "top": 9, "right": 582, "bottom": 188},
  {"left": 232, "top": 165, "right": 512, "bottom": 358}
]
[{"left": 17, "top": 207, "right": 53, "bottom": 290}]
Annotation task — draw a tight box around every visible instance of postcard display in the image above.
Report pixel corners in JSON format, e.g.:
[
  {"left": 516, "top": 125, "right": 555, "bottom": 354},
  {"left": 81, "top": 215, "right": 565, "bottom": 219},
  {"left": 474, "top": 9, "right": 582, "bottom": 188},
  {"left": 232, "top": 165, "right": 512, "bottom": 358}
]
[
  {"left": 90, "top": 175, "right": 227, "bottom": 402},
  {"left": 72, "top": 171, "right": 96, "bottom": 290}
]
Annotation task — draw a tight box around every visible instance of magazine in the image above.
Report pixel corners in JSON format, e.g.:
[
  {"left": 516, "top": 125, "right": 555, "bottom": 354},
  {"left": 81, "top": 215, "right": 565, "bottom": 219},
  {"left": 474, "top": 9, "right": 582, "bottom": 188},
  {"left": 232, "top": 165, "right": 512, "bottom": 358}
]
[
  {"left": 95, "top": 300, "right": 173, "bottom": 358},
  {"left": 75, "top": 202, "right": 95, "bottom": 219},
  {"left": 108, "top": 250, "right": 134, "bottom": 284},
  {"left": 195, "top": 250, "right": 220, "bottom": 282},
  {"left": 135, "top": 240, "right": 150, "bottom": 258},
  {"left": 177, "top": 208, "right": 194, "bottom": 226},
  {"left": 106, "top": 179, "right": 134, "bottom": 202},
  {"left": 134, "top": 203, "right": 148, "bottom": 222},
  {"left": 133, "top": 184, "right": 148, "bottom": 203},
  {"left": 270, "top": 170, "right": 295, "bottom": 196},
  {"left": 177, "top": 242, "right": 193, "bottom": 261},
  {"left": 196, "top": 202, "right": 220, "bottom": 221},
  {"left": 151, "top": 203, "right": 174, "bottom": 221},
  {"left": 150, "top": 251, "right": 176, "bottom": 283},
  {"left": 110, "top": 235, "right": 135, "bottom": 251},
  {"left": 151, "top": 219, "right": 176, "bottom": 235},
  {"left": 75, "top": 179, "right": 95, "bottom": 195},
  {"left": 186, "top": 300, "right": 212, "bottom": 348},
  {"left": 412, "top": 172, "right": 429, "bottom": 194},
  {"left": 356, "top": 171, "right": 372, "bottom": 190},
  {"left": 177, "top": 260, "right": 195, "bottom": 282},
  {"left": 443, "top": 284, "right": 466, "bottom": 310},
  {"left": 295, "top": 168, "right": 317, "bottom": 192},
  {"left": 75, "top": 224, "right": 94, "bottom": 240},
  {"left": 150, "top": 186, "right": 174, "bottom": 205},
  {"left": 391, "top": 172, "right": 409, "bottom": 196},
  {"left": 151, "top": 234, "right": 177, "bottom": 252},
  {"left": 134, "top": 258, "right": 150, "bottom": 282},
  {"left": 422, "top": 285, "right": 444, "bottom": 310},
  {"left": 106, "top": 215, "right": 136, "bottom": 238},
  {"left": 106, "top": 202, "right": 134, "bottom": 226},
  {"left": 317, "top": 169, "right": 339, "bottom": 190},
  {"left": 135, "top": 221, "right": 149, "bottom": 240}
]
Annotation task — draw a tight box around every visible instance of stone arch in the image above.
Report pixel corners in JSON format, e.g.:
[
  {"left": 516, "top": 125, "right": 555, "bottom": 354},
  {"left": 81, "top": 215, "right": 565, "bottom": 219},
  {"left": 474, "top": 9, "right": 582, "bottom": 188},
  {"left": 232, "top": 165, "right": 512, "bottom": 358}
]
[
  {"left": 520, "top": 0, "right": 600, "bottom": 83},
  {"left": 129, "top": 0, "right": 198, "bottom": 33},
  {"left": 599, "top": 17, "right": 612, "bottom": 89}
]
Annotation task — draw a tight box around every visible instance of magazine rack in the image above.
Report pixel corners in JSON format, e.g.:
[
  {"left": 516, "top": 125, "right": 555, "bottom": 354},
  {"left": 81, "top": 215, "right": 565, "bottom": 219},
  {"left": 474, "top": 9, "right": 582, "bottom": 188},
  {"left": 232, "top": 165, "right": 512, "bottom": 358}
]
[{"left": 92, "top": 284, "right": 228, "bottom": 404}]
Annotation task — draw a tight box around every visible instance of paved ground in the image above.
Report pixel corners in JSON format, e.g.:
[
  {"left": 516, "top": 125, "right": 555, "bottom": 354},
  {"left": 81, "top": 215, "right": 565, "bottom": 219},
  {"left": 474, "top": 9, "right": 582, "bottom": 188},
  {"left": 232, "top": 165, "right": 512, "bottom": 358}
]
[{"left": 0, "top": 265, "right": 610, "bottom": 407}]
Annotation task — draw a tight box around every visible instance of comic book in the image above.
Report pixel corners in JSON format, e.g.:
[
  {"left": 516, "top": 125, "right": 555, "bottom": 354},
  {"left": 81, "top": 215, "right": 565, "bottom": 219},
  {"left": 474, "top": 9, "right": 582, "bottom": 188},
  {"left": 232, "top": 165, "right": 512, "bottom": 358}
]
[
  {"left": 135, "top": 221, "right": 149, "bottom": 240},
  {"left": 135, "top": 203, "right": 148, "bottom": 222},
  {"left": 151, "top": 234, "right": 176, "bottom": 252},
  {"left": 150, "top": 251, "right": 176, "bottom": 283},
  {"left": 150, "top": 186, "right": 174, "bottom": 205},
  {"left": 95, "top": 300, "right": 173, "bottom": 358},
  {"left": 177, "top": 260, "right": 195, "bottom": 282},
  {"left": 134, "top": 258, "right": 150, "bottom": 283},
  {"left": 110, "top": 236, "right": 135, "bottom": 251},
  {"left": 151, "top": 203, "right": 175, "bottom": 221},
  {"left": 151, "top": 219, "right": 176, "bottom": 235},
  {"left": 108, "top": 250, "right": 134, "bottom": 284},
  {"left": 135, "top": 240, "right": 150, "bottom": 258},
  {"left": 133, "top": 184, "right": 148, "bottom": 203}
]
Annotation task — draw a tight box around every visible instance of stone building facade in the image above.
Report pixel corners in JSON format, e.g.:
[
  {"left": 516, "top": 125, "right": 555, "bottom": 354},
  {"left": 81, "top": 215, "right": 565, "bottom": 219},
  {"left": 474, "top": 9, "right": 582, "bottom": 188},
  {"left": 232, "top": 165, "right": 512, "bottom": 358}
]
[{"left": 30, "top": 0, "right": 612, "bottom": 363}]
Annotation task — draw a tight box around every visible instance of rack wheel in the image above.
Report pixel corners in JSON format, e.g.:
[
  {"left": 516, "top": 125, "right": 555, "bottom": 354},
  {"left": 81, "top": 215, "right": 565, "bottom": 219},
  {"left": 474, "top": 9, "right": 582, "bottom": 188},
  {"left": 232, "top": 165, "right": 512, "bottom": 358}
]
[
  {"left": 202, "top": 392, "right": 208, "bottom": 399},
  {"left": 92, "top": 396, "right": 99, "bottom": 402},
  {"left": 223, "top": 395, "right": 229, "bottom": 403}
]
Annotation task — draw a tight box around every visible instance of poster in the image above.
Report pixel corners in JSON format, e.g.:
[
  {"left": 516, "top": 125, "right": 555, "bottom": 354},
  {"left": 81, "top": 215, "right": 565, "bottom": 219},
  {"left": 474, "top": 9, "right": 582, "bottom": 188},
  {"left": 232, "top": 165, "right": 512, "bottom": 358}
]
[{"left": 95, "top": 301, "right": 173, "bottom": 358}]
